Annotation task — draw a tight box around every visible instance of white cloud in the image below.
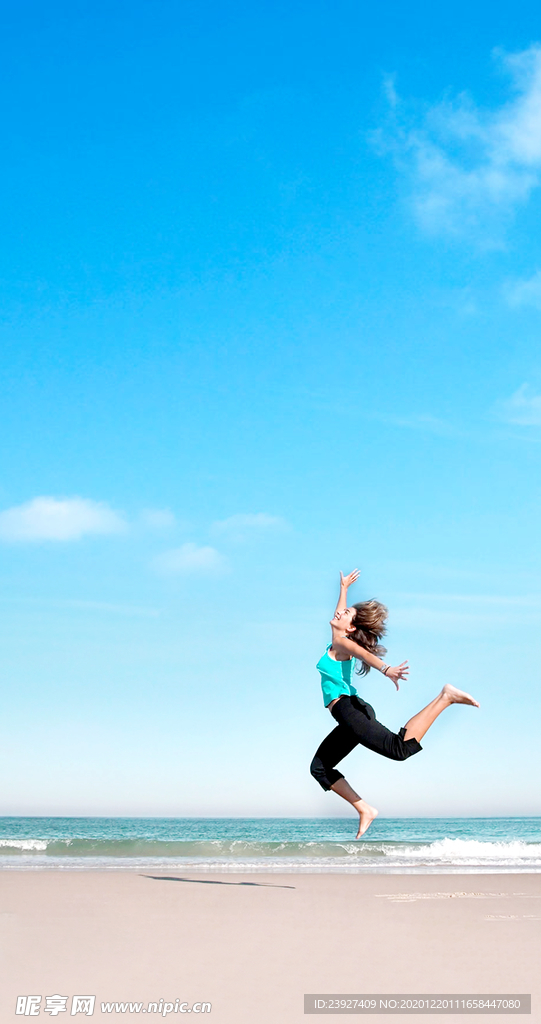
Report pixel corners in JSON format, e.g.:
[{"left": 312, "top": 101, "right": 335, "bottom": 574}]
[
  {"left": 139, "top": 508, "right": 176, "bottom": 529},
  {"left": 211, "top": 513, "right": 288, "bottom": 541},
  {"left": 0, "top": 497, "right": 126, "bottom": 542},
  {"left": 498, "top": 383, "right": 541, "bottom": 425},
  {"left": 504, "top": 269, "right": 541, "bottom": 309},
  {"left": 151, "top": 543, "right": 228, "bottom": 574},
  {"left": 381, "top": 45, "right": 541, "bottom": 242}
]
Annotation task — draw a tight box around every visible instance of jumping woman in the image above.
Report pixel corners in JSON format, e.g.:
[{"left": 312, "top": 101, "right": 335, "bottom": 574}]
[{"left": 310, "top": 569, "right": 480, "bottom": 838}]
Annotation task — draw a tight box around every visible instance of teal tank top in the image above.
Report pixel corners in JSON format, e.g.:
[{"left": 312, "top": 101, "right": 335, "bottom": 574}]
[{"left": 316, "top": 644, "right": 358, "bottom": 707}]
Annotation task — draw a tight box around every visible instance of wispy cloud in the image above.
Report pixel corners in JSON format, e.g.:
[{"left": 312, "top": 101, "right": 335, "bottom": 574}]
[
  {"left": 151, "top": 543, "right": 228, "bottom": 575},
  {"left": 393, "top": 591, "right": 541, "bottom": 607},
  {"left": 379, "top": 45, "right": 541, "bottom": 243},
  {"left": 211, "top": 513, "right": 288, "bottom": 542},
  {"left": 0, "top": 596, "right": 160, "bottom": 617},
  {"left": 373, "top": 413, "right": 463, "bottom": 438},
  {"left": 504, "top": 270, "right": 541, "bottom": 309},
  {"left": 497, "top": 383, "right": 541, "bottom": 425},
  {"left": 301, "top": 388, "right": 463, "bottom": 435},
  {"left": 64, "top": 599, "right": 160, "bottom": 617},
  {"left": 139, "top": 508, "right": 177, "bottom": 529},
  {"left": 390, "top": 590, "right": 541, "bottom": 633},
  {"left": 0, "top": 497, "right": 126, "bottom": 542}
]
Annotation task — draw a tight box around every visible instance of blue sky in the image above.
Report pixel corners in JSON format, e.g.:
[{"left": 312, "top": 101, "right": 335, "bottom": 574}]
[{"left": 1, "top": 0, "right": 541, "bottom": 816}]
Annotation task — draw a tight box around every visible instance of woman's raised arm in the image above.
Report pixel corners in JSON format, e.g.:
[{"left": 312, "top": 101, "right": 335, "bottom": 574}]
[{"left": 333, "top": 569, "right": 360, "bottom": 618}]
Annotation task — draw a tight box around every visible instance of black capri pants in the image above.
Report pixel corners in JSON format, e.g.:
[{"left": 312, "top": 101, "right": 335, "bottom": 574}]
[{"left": 310, "top": 694, "right": 423, "bottom": 792}]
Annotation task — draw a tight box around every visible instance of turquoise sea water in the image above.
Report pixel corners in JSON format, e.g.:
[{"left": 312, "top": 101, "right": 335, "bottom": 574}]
[{"left": 0, "top": 817, "right": 540, "bottom": 872}]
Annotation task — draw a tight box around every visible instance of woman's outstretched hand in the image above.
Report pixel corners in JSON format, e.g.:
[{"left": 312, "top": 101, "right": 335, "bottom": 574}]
[
  {"left": 386, "top": 661, "right": 409, "bottom": 691},
  {"left": 340, "top": 569, "right": 360, "bottom": 588}
]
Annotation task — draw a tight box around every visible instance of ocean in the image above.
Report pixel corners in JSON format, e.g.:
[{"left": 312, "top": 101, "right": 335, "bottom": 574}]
[{"left": 0, "top": 817, "right": 540, "bottom": 873}]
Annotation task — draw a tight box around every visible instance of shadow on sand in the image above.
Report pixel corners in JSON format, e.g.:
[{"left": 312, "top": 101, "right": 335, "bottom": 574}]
[{"left": 143, "top": 875, "right": 295, "bottom": 889}]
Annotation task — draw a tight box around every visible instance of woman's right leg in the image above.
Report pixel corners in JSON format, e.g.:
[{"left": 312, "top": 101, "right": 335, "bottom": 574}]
[
  {"left": 330, "top": 777, "right": 379, "bottom": 838},
  {"left": 310, "top": 721, "right": 378, "bottom": 838}
]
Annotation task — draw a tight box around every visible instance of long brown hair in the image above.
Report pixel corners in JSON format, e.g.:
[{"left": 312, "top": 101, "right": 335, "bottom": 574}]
[{"left": 350, "top": 600, "right": 388, "bottom": 676}]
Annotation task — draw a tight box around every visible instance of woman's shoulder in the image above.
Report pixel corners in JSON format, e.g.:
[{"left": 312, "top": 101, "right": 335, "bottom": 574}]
[{"left": 328, "top": 638, "right": 354, "bottom": 661}]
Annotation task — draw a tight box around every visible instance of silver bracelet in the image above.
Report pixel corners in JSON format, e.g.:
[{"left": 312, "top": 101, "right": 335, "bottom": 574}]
[{"left": 380, "top": 663, "right": 390, "bottom": 675}]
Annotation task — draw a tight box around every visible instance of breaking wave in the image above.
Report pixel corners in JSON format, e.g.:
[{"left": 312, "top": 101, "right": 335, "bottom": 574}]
[{"left": 0, "top": 835, "right": 540, "bottom": 871}]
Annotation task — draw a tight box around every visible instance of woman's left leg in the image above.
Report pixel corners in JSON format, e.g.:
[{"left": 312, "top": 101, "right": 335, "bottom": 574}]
[{"left": 331, "top": 695, "right": 424, "bottom": 761}]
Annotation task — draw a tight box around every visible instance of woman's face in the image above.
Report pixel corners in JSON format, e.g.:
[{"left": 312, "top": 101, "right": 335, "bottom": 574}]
[{"left": 331, "top": 606, "right": 356, "bottom": 632}]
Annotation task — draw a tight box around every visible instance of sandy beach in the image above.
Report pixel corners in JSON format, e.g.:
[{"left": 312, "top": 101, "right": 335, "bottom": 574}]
[{"left": 0, "top": 871, "right": 539, "bottom": 1022}]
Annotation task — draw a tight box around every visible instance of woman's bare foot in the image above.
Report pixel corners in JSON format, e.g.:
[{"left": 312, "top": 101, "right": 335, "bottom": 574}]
[
  {"left": 441, "top": 683, "right": 480, "bottom": 708},
  {"left": 356, "top": 800, "right": 379, "bottom": 839}
]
